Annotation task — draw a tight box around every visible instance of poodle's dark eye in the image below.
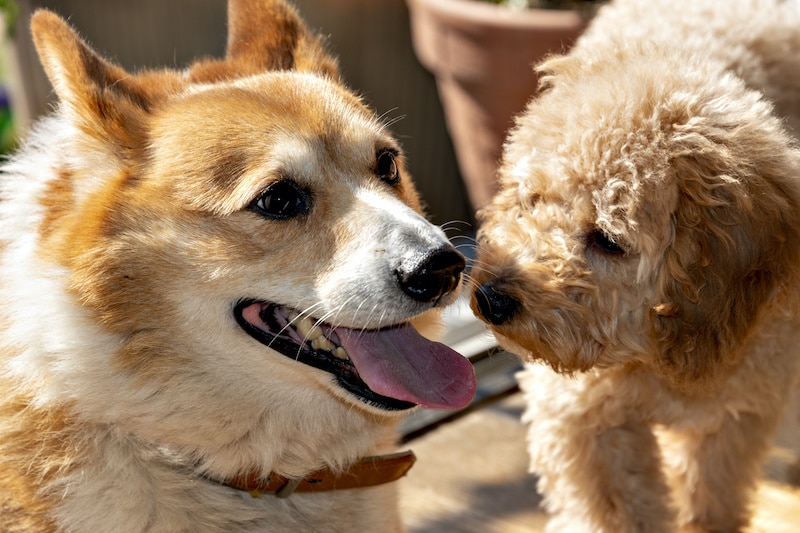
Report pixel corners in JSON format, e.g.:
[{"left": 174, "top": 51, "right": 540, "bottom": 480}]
[
  {"left": 588, "top": 229, "right": 626, "bottom": 255},
  {"left": 376, "top": 148, "right": 399, "bottom": 185},
  {"left": 250, "top": 180, "right": 310, "bottom": 220}
]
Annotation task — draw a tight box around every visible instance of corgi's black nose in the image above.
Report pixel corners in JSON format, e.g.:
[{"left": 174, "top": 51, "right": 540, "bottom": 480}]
[
  {"left": 396, "top": 246, "right": 466, "bottom": 303},
  {"left": 474, "top": 283, "right": 520, "bottom": 325}
]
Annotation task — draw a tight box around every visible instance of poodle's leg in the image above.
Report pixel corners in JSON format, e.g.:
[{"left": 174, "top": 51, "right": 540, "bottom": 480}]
[
  {"left": 660, "top": 410, "right": 781, "bottom": 532},
  {"left": 520, "top": 365, "right": 676, "bottom": 533}
]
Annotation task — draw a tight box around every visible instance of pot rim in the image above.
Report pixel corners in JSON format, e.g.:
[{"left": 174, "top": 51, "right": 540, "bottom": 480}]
[{"left": 405, "top": 0, "right": 588, "bottom": 30}]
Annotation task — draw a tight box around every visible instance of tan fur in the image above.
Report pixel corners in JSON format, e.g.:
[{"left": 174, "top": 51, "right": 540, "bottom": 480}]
[
  {"left": 470, "top": 0, "right": 800, "bottom": 531},
  {"left": 0, "top": 1, "right": 472, "bottom": 531}
]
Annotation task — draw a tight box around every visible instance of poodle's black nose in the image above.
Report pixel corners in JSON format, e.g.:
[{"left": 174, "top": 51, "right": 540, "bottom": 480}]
[
  {"left": 396, "top": 246, "right": 466, "bottom": 303},
  {"left": 474, "top": 283, "right": 521, "bottom": 325}
]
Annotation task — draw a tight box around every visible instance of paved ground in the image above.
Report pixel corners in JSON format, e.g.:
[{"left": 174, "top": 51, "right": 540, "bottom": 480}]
[
  {"left": 399, "top": 386, "right": 800, "bottom": 533},
  {"left": 399, "top": 391, "right": 545, "bottom": 533}
]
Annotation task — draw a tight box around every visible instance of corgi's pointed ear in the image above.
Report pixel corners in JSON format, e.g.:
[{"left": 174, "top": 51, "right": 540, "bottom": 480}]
[
  {"left": 226, "top": 0, "right": 339, "bottom": 77},
  {"left": 31, "top": 10, "right": 154, "bottom": 154}
]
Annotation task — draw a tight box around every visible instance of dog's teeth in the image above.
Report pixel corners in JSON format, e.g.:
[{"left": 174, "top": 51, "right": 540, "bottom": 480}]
[
  {"left": 294, "top": 315, "right": 319, "bottom": 339},
  {"left": 311, "top": 336, "right": 336, "bottom": 352},
  {"left": 287, "top": 310, "right": 346, "bottom": 357}
]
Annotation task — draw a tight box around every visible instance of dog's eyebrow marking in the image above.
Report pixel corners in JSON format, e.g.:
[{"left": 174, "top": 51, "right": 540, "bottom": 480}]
[{"left": 206, "top": 149, "right": 250, "bottom": 191}]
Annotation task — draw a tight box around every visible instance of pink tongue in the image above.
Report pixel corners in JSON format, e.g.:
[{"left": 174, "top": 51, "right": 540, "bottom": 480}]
[{"left": 336, "top": 323, "right": 476, "bottom": 410}]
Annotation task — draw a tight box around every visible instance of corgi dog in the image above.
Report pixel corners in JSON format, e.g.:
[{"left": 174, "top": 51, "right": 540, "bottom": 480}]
[{"left": 0, "top": 0, "right": 476, "bottom": 531}]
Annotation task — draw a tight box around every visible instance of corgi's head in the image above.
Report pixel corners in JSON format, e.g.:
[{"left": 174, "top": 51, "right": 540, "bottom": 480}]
[{"left": 7, "top": 0, "right": 475, "bottom": 477}]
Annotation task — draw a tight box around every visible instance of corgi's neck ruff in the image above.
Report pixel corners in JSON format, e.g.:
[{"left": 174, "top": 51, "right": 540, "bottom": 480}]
[{"left": 220, "top": 450, "right": 416, "bottom": 498}]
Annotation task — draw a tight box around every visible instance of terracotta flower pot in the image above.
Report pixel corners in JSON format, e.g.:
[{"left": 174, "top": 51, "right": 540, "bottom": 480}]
[{"left": 406, "top": 0, "right": 589, "bottom": 212}]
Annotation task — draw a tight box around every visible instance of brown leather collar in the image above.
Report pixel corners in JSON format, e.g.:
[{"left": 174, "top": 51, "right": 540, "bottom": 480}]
[{"left": 222, "top": 450, "right": 416, "bottom": 498}]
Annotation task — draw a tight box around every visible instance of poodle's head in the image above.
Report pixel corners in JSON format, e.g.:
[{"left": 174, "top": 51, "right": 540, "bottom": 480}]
[{"left": 471, "top": 45, "right": 800, "bottom": 388}]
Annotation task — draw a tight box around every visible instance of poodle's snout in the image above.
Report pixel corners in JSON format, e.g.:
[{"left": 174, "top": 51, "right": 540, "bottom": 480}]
[
  {"left": 396, "top": 245, "right": 466, "bottom": 303},
  {"left": 473, "top": 283, "right": 521, "bottom": 325}
]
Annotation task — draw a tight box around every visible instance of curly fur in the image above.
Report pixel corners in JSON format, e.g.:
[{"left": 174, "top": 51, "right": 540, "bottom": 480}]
[{"left": 470, "top": 0, "right": 800, "bottom": 531}]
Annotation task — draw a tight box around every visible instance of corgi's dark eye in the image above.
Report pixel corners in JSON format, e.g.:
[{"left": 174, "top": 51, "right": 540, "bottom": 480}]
[
  {"left": 250, "top": 180, "right": 310, "bottom": 220},
  {"left": 588, "top": 229, "right": 626, "bottom": 255},
  {"left": 376, "top": 149, "right": 399, "bottom": 185}
]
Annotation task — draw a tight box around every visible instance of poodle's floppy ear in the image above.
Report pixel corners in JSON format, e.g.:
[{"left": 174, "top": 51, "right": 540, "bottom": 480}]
[
  {"left": 31, "top": 10, "right": 158, "bottom": 157},
  {"left": 649, "top": 141, "right": 800, "bottom": 389},
  {"left": 226, "top": 0, "right": 339, "bottom": 77}
]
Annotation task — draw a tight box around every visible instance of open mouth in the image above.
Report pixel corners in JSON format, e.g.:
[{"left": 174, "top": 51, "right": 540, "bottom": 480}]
[{"left": 234, "top": 300, "right": 476, "bottom": 412}]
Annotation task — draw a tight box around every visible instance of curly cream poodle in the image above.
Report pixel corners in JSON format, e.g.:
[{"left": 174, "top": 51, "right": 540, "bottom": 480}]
[{"left": 469, "top": 0, "right": 800, "bottom": 531}]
